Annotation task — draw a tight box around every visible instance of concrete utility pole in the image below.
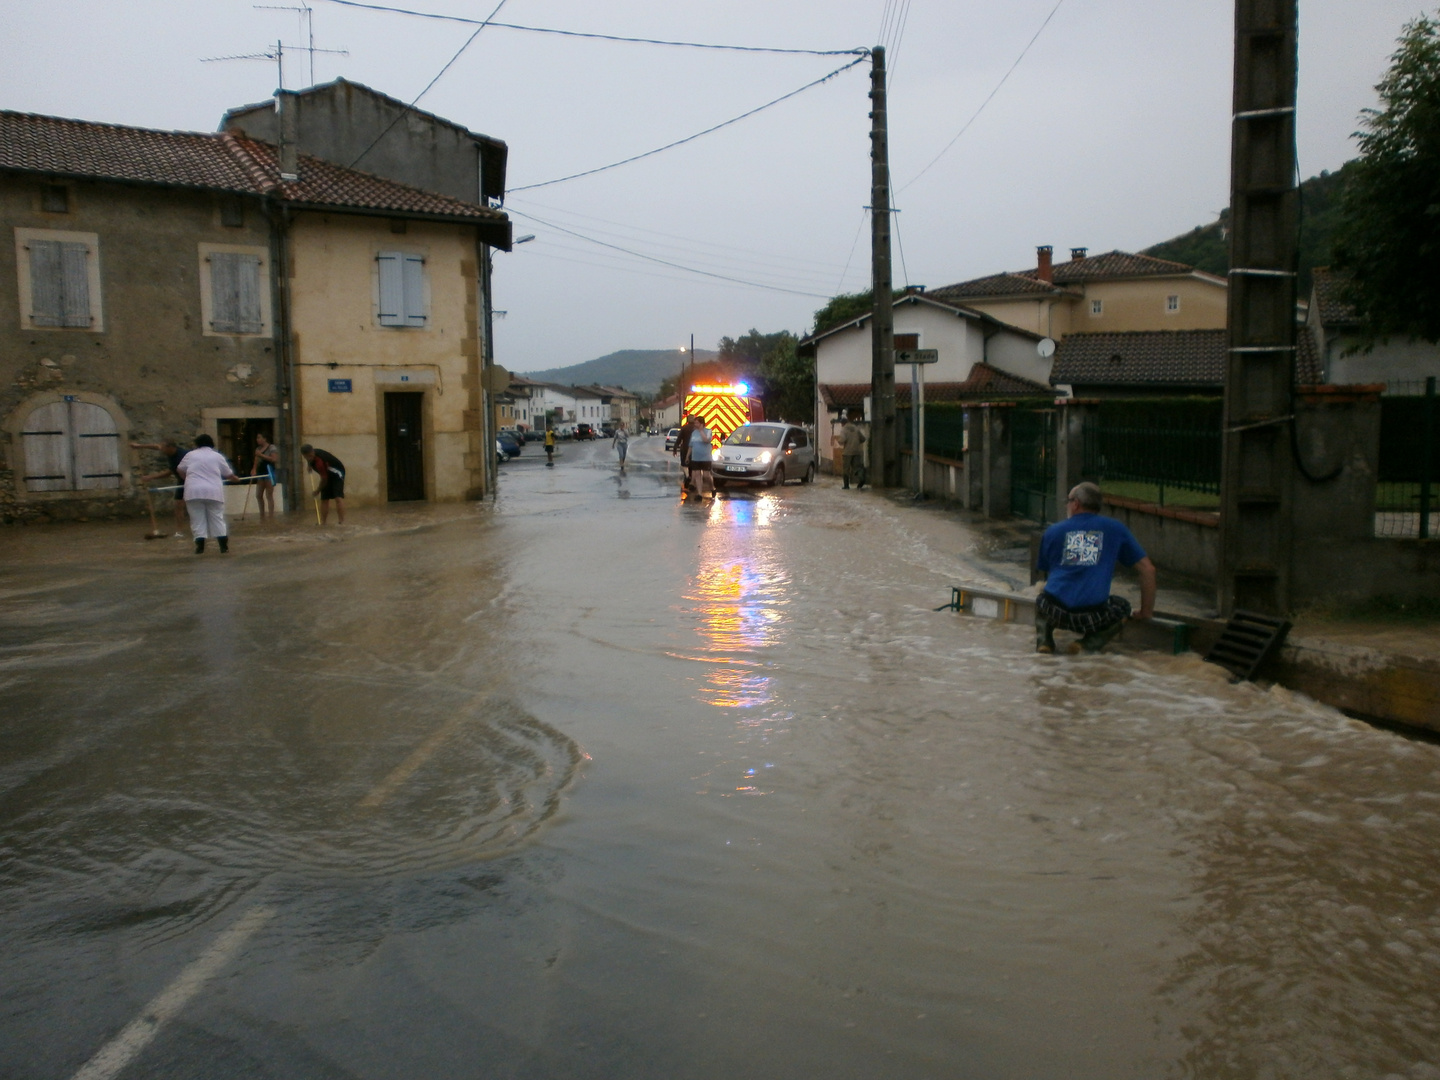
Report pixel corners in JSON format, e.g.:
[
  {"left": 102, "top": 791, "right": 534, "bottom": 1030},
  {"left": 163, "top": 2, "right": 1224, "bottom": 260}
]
[
  {"left": 1218, "top": 0, "right": 1299, "bottom": 615},
  {"left": 868, "top": 45, "right": 898, "bottom": 488}
]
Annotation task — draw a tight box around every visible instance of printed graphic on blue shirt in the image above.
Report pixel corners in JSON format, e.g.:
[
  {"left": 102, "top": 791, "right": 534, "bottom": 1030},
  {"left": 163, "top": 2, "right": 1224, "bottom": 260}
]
[{"left": 1062, "top": 530, "right": 1104, "bottom": 567}]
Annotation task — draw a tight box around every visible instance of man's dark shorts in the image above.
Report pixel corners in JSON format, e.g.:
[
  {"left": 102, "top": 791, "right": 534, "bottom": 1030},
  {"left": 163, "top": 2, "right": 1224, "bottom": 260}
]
[
  {"left": 319, "top": 473, "right": 345, "bottom": 501},
  {"left": 1035, "top": 591, "right": 1131, "bottom": 634}
]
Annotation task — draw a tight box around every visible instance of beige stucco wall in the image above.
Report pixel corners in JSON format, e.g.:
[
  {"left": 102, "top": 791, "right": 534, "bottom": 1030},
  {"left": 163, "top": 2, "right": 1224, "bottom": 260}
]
[
  {"left": 1073, "top": 276, "right": 1227, "bottom": 332},
  {"left": 288, "top": 213, "right": 482, "bottom": 506}
]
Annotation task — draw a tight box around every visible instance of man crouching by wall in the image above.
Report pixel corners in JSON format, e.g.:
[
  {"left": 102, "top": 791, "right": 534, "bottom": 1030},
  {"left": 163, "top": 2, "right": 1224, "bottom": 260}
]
[{"left": 1034, "top": 481, "right": 1156, "bottom": 654}]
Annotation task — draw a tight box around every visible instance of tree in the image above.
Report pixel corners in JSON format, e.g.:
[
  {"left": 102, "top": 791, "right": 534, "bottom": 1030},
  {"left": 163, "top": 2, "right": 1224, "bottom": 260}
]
[
  {"left": 756, "top": 332, "right": 813, "bottom": 423},
  {"left": 811, "top": 290, "right": 873, "bottom": 336},
  {"left": 1333, "top": 12, "right": 1440, "bottom": 343}
]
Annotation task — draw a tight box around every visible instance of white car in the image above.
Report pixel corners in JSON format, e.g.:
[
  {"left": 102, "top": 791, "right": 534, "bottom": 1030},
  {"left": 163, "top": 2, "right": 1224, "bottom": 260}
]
[
  {"left": 711, "top": 422, "right": 817, "bottom": 487},
  {"left": 664, "top": 427, "right": 682, "bottom": 452}
]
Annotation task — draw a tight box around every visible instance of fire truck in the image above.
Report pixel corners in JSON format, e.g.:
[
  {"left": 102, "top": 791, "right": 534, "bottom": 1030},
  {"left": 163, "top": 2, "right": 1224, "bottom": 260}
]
[{"left": 682, "top": 383, "right": 764, "bottom": 451}]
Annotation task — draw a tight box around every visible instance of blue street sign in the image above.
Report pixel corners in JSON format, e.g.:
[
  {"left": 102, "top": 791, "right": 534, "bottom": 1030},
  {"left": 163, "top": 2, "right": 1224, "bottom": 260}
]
[{"left": 328, "top": 379, "right": 352, "bottom": 393}]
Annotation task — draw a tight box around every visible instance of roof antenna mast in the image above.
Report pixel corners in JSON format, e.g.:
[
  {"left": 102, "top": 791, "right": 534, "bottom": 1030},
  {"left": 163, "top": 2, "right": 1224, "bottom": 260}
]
[{"left": 200, "top": 5, "right": 346, "bottom": 91}]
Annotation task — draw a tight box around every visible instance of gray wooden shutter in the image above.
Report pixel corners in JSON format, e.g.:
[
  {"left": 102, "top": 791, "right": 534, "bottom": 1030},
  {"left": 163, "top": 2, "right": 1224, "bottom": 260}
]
[
  {"left": 29, "top": 240, "right": 64, "bottom": 326},
  {"left": 60, "top": 242, "right": 91, "bottom": 327},
  {"left": 71, "top": 402, "right": 121, "bottom": 489},
  {"left": 402, "top": 254, "right": 426, "bottom": 326},
  {"left": 377, "top": 252, "right": 404, "bottom": 326},
  {"left": 21, "top": 401, "right": 73, "bottom": 491},
  {"left": 211, "top": 252, "right": 263, "bottom": 333}
]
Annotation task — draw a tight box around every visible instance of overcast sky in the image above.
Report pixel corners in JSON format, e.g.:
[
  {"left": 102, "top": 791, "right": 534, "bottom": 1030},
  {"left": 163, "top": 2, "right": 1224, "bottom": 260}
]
[{"left": 4, "top": 0, "right": 1427, "bottom": 373}]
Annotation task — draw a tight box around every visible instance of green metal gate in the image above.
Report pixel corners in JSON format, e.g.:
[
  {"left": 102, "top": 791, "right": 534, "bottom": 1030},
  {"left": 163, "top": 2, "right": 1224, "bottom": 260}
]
[{"left": 1011, "top": 408, "right": 1056, "bottom": 524}]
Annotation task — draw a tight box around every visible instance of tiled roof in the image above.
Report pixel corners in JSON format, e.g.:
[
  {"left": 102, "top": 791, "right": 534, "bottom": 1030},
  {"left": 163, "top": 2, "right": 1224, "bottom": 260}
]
[
  {"left": 929, "top": 272, "right": 1064, "bottom": 300},
  {"left": 819, "top": 364, "right": 1051, "bottom": 407},
  {"left": 0, "top": 110, "right": 505, "bottom": 224},
  {"left": 1050, "top": 250, "right": 1196, "bottom": 283},
  {"left": 929, "top": 250, "right": 1207, "bottom": 301},
  {"left": 1050, "top": 329, "right": 1321, "bottom": 388},
  {"left": 1311, "top": 267, "right": 1360, "bottom": 327}
]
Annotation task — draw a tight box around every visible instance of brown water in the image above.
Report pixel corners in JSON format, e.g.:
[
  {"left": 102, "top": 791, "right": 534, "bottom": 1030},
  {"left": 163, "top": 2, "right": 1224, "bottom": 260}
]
[{"left": 2, "top": 436, "right": 1439, "bottom": 1079}]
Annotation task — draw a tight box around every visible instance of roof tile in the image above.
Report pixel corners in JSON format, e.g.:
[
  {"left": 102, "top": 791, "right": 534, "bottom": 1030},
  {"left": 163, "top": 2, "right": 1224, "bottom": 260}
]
[
  {"left": 820, "top": 363, "right": 1051, "bottom": 407},
  {"left": 1051, "top": 329, "right": 1321, "bottom": 388}
]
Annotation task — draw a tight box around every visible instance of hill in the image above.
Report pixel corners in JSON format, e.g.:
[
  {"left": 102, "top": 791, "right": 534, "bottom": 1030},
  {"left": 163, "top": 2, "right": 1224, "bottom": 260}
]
[
  {"left": 518, "top": 348, "right": 717, "bottom": 395},
  {"left": 1143, "top": 164, "right": 1354, "bottom": 297}
]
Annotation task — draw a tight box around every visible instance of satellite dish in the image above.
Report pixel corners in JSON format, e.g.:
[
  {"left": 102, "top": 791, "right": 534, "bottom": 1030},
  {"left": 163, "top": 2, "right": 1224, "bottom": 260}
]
[{"left": 1037, "top": 337, "right": 1056, "bottom": 358}]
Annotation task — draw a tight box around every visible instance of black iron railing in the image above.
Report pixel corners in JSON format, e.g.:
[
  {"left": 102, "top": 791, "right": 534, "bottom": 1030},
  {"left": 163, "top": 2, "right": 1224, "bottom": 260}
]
[
  {"left": 1376, "top": 377, "right": 1439, "bottom": 539},
  {"left": 1082, "top": 398, "right": 1223, "bottom": 509}
]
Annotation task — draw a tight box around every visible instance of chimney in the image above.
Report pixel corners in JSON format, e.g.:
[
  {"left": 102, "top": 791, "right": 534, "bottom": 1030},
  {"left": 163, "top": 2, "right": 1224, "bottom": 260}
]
[
  {"left": 1070, "top": 247, "right": 1088, "bottom": 261},
  {"left": 276, "top": 89, "right": 300, "bottom": 181},
  {"left": 1036, "top": 245, "right": 1053, "bottom": 284}
]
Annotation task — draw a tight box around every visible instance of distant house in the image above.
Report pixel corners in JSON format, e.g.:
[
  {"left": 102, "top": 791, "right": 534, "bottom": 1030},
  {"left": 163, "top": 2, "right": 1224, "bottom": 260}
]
[
  {"left": 1049, "top": 328, "right": 1322, "bottom": 397},
  {"left": 0, "top": 91, "right": 511, "bottom": 521},
  {"left": 1307, "top": 267, "right": 1440, "bottom": 391},
  {"left": 651, "top": 392, "right": 681, "bottom": 429},
  {"left": 799, "top": 288, "right": 1048, "bottom": 466},
  {"left": 576, "top": 384, "right": 640, "bottom": 430},
  {"left": 928, "top": 246, "right": 1229, "bottom": 340}
]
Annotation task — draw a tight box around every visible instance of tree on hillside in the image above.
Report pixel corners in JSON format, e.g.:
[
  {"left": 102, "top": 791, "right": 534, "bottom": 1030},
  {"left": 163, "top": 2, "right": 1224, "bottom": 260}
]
[
  {"left": 1333, "top": 11, "right": 1440, "bottom": 342},
  {"left": 811, "top": 290, "right": 873, "bottom": 336}
]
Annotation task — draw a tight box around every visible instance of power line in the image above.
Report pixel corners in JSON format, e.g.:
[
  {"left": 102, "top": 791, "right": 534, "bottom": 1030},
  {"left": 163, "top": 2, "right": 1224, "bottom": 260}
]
[
  {"left": 348, "top": 0, "right": 507, "bottom": 169},
  {"left": 835, "top": 208, "right": 869, "bottom": 294},
  {"left": 507, "top": 209, "right": 832, "bottom": 298},
  {"left": 510, "top": 55, "right": 866, "bottom": 192},
  {"left": 317, "top": 0, "right": 864, "bottom": 56},
  {"left": 897, "top": 0, "right": 1069, "bottom": 194}
]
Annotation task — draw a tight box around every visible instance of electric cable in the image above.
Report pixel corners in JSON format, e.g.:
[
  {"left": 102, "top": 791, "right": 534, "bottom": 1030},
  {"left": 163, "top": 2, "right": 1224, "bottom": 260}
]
[
  {"left": 834, "top": 208, "right": 869, "bottom": 294},
  {"left": 507, "top": 209, "right": 832, "bottom": 298},
  {"left": 898, "top": 0, "right": 1069, "bottom": 194},
  {"left": 348, "top": 0, "right": 507, "bottom": 168},
  {"left": 318, "top": 0, "right": 865, "bottom": 55},
  {"left": 510, "top": 55, "right": 866, "bottom": 191}
]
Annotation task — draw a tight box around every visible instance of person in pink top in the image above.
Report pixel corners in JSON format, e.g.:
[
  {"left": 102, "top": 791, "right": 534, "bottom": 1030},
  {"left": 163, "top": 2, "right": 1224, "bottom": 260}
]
[{"left": 176, "top": 434, "right": 236, "bottom": 554}]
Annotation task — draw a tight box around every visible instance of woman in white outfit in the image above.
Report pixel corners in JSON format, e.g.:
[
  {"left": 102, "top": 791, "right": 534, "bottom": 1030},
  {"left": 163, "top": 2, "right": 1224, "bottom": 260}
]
[{"left": 177, "top": 434, "right": 236, "bottom": 554}]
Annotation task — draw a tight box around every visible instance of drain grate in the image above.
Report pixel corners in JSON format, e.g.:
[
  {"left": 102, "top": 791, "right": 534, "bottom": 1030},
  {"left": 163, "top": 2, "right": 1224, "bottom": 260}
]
[{"left": 1205, "top": 610, "right": 1292, "bottom": 682}]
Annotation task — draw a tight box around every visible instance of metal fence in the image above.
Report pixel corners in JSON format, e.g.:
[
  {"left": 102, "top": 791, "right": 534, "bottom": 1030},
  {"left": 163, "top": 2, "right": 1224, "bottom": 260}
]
[
  {"left": 1011, "top": 408, "right": 1057, "bottom": 523},
  {"left": 1082, "top": 398, "right": 1223, "bottom": 509},
  {"left": 898, "top": 404, "right": 968, "bottom": 461},
  {"left": 1376, "top": 378, "right": 1439, "bottom": 538}
]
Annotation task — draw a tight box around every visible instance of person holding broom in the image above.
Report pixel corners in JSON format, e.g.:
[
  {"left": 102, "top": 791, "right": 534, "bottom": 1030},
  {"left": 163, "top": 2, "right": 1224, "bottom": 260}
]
[
  {"left": 131, "top": 438, "right": 187, "bottom": 535},
  {"left": 251, "top": 432, "right": 280, "bottom": 522},
  {"left": 176, "top": 434, "right": 236, "bottom": 554},
  {"left": 301, "top": 444, "right": 346, "bottom": 525}
]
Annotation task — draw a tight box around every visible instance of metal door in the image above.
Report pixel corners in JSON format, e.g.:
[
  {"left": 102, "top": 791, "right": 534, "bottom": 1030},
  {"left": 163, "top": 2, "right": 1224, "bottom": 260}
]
[
  {"left": 384, "top": 392, "right": 425, "bottom": 501},
  {"left": 1010, "top": 408, "right": 1056, "bottom": 525}
]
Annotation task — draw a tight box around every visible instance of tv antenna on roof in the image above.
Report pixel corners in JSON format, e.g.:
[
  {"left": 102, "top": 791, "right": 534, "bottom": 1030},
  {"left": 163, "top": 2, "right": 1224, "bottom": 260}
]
[{"left": 201, "top": 6, "right": 346, "bottom": 90}]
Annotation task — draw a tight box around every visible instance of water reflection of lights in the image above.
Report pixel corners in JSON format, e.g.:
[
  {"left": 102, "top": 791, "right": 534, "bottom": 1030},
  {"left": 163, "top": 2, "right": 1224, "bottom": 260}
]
[
  {"left": 712, "top": 493, "right": 779, "bottom": 528},
  {"left": 686, "top": 559, "right": 788, "bottom": 709}
]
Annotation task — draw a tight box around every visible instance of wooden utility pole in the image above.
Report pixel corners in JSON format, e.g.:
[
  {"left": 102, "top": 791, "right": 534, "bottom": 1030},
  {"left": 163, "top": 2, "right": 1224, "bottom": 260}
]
[
  {"left": 869, "top": 45, "right": 898, "bottom": 487},
  {"left": 1218, "top": 0, "right": 1299, "bottom": 616}
]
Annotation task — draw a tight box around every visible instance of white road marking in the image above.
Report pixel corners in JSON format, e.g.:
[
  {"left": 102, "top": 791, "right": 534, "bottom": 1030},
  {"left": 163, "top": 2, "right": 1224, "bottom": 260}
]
[
  {"left": 357, "top": 697, "right": 488, "bottom": 810},
  {"left": 69, "top": 905, "right": 274, "bottom": 1080}
]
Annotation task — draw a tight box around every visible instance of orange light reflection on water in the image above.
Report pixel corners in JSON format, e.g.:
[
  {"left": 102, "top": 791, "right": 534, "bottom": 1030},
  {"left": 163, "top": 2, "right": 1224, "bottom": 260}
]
[{"left": 686, "top": 554, "right": 788, "bottom": 710}]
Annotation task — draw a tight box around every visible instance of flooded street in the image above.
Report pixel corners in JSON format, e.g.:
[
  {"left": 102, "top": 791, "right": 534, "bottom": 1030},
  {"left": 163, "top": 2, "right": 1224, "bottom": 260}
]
[{"left": 4, "top": 435, "right": 1440, "bottom": 1079}]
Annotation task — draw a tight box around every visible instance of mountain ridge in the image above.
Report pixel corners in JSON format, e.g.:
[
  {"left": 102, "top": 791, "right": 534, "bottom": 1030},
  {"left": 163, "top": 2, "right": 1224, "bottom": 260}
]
[{"left": 518, "top": 348, "right": 717, "bottom": 395}]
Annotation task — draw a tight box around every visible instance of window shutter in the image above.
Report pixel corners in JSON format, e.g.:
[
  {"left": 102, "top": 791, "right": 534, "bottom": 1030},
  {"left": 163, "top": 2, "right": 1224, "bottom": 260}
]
[
  {"left": 60, "top": 242, "right": 91, "bottom": 327},
  {"left": 234, "top": 254, "right": 263, "bottom": 333},
  {"left": 29, "top": 240, "right": 65, "bottom": 326},
  {"left": 402, "top": 254, "right": 426, "bottom": 326},
  {"left": 211, "top": 252, "right": 239, "bottom": 331},
  {"left": 21, "top": 401, "right": 73, "bottom": 491},
  {"left": 377, "top": 251, "right": 404, "bottom": 326},
  {"left": 71, "top": 402, "right": 121, "bottom": 490}
]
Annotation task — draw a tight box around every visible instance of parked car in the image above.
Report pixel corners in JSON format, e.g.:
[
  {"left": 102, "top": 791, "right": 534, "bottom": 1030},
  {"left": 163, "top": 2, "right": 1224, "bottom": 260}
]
[
  {"left": 575, "top": 423, "right": 597, "bottom": 440},
  {"left": 664, "top": 427, "right": 682, "bottom": 452},
  {"left": 495, "top": 439, "right": 507, "bottom": 465},
  {"left": 496, "top": 431, "right": 522, "bottom": 458},
  {"left": 711, "top": 422, "right": 817, "bottom": 488},
  {"left": 601, "top": 422, "right": 616, "bottom": 438}
]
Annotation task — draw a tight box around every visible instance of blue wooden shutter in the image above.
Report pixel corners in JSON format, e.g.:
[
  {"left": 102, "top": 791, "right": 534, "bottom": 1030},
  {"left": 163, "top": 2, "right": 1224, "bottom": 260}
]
[
  {"left": 21, "top": 401, "right": 72, "bottom": 490},
  {"left": 60, "top": 242, "right": 91, "bottom": 327},
  {"left": 377, "top": 251, "right": 404, "bottom": 326},
  {"left": 234, "top": 254, "right": 263, "bottom": 333},
  {"left": 29, "top": 240, "right": 64, "bottom": 326},
  {"left": 71, "top": 402, "right": 121, "bottom": 489},
  {"left": 211, "top": 252, "right": 262, "bottom": 333},
  {"left": 402, "top": 254, "right": 426, "bottom": 326}
]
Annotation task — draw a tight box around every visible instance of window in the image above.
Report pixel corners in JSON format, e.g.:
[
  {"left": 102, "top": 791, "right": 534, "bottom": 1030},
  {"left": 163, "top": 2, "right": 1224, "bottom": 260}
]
[
  {"left": 198, "top": 244, "right": 270, "bottom": 337},
  {"left": 41, "top": 185, "right": 69, "bottom": 213},
  {"left": 377, "top": 250, "right": 426, "bottom": 327},
  {"left": 1090, "top": 299, "right": 1103, "bottom": 317},
  {"left": 21, "top": 399, "right": 121, "bottom": 492},
  {"left": 1166, "top": 294, "right": 1181, "bottom": 313},
  {"left": 894, "top": 333, "right": 919, "bottom": 350},
  {"left": 220, "top": 198, "right": 245, "bottom": 228},
  {"left": 15, "top": 229, "right": 102, "bottom": 331}
]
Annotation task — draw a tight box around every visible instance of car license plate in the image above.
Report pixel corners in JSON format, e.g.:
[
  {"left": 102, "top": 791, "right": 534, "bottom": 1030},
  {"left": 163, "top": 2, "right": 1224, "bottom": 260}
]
[{"left": 726, "top": 465, "right": 745, "bottom": 472}]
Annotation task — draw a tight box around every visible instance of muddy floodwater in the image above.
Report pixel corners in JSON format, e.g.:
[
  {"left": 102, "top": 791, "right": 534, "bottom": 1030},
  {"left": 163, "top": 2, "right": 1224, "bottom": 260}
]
[{"left": 4, "top": 436, "right": 1440, "bottom": 1079}]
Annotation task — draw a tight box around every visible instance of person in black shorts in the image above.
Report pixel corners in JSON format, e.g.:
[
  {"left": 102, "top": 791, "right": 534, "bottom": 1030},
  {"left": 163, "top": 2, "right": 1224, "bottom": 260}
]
[
  {"left": 132, "top": 438, "right": 187, "bottom": 534},
  {"left": 301, "top": 444, "right": 346, "bottom": 525}
]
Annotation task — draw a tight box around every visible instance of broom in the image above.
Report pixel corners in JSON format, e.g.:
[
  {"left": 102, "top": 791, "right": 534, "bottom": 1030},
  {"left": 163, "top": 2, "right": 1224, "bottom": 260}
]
[
  {"left": 143, "top": 487, "right": 166, "bottom": 540},
  {"left": 239, "top": 474, "right": 253, "bottom": 522}
]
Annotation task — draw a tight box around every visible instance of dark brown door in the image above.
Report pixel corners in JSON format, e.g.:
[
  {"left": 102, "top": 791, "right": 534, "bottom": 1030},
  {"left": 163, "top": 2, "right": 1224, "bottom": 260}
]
[{"left": 385, "top": 393, "right": 425, "bottom": 501}]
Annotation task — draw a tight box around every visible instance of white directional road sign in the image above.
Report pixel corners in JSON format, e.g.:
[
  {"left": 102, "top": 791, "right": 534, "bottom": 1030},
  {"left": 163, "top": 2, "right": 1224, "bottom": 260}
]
[{"left": 895, "top": 348, "right": 939, "bottom": 364}]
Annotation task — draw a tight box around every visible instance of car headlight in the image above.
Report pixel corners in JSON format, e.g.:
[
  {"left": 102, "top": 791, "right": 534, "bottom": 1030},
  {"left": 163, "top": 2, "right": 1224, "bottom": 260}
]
[{"left": 758, "top": 451, "right": 772, "bottom": 464}]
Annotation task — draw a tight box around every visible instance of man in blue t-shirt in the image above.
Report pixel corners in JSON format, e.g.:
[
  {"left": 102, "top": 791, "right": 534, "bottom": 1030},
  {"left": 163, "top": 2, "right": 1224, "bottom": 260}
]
[{"left": 1034, "top": 481, "right": 1156, "bottom": 654}]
